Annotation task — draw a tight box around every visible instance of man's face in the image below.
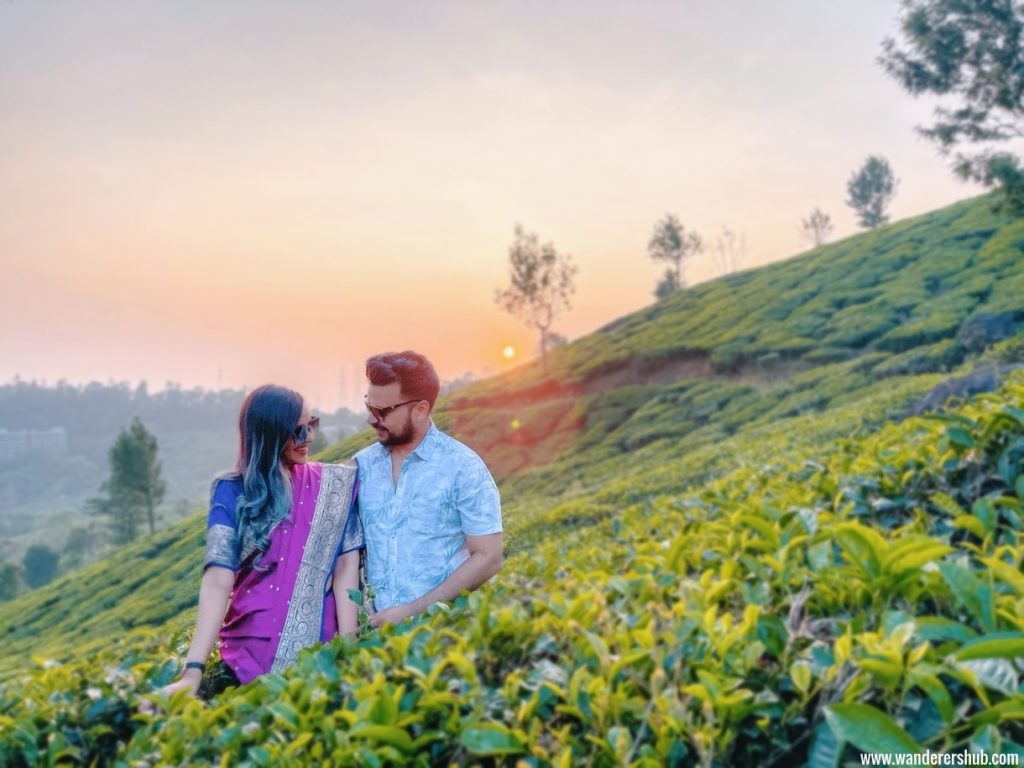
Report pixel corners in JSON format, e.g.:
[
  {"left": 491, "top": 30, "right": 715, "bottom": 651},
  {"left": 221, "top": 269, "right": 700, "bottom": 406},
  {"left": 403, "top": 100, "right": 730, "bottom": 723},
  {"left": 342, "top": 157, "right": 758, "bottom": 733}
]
[{"left": 365, "top": 382, "right": 417, "bottom": 447}]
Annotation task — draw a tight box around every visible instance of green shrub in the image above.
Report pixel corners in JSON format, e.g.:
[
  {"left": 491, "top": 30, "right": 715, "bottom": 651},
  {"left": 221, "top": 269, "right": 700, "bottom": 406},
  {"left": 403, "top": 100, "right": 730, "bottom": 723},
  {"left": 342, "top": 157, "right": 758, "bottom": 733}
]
[{"left": 873, "top": 339, "right": 961, "bottom": 378}]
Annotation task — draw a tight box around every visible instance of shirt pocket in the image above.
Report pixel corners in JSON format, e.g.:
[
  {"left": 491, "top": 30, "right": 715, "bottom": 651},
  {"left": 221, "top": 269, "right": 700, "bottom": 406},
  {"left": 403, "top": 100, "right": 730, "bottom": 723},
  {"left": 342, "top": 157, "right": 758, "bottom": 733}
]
[{"left": 407, "top": 487, "right": 453, "bottom": 536}]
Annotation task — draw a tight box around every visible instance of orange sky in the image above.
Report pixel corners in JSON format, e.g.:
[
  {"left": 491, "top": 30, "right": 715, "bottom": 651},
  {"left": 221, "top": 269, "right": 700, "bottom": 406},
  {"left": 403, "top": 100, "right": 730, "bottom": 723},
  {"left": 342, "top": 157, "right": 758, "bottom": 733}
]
[{"left": 0, "top": 1, "right": 986, "bottom": 410}]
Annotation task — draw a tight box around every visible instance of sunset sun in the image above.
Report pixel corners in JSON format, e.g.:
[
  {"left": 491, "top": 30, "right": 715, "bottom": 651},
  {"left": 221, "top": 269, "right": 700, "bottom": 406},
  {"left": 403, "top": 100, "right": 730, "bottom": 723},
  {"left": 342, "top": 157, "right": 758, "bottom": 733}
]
[{"left": 502, "top": 345, "right": 516, "bottom": 359}]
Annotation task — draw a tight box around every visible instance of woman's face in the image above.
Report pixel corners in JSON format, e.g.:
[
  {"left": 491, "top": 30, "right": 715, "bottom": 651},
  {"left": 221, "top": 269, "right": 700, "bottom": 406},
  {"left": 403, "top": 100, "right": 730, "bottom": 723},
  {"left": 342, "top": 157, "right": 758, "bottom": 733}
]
[{"left": 280, "top": 404, "right": 314, "bottom": 469}]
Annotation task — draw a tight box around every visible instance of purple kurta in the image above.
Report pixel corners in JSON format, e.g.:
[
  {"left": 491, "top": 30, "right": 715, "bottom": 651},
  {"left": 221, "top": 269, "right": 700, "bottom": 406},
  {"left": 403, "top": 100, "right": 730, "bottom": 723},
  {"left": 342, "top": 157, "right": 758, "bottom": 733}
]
[{"left": 203, "top": 462, "right": 362, "bottom": 684}]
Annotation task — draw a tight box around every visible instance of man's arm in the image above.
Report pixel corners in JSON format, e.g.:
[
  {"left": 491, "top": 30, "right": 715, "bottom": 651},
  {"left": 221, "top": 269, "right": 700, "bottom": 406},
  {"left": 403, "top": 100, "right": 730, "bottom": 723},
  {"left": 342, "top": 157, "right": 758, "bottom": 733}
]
[{"left": 369, "top": 532, "right": 502, "bottom": 627}]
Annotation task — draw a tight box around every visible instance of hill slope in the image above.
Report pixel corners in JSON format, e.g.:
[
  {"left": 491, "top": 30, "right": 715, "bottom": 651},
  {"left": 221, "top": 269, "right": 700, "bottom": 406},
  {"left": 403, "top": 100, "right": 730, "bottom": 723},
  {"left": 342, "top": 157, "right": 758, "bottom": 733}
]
[{"left": 2, "top": 194, "right": 1024, "bottom": 764}]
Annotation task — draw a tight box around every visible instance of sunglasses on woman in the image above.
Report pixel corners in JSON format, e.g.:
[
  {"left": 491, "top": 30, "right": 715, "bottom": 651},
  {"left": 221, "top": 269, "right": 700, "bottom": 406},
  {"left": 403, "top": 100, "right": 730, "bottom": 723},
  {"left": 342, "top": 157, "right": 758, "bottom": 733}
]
[{"left": 292, "top": 416, "right": 320, "bottom": 444}]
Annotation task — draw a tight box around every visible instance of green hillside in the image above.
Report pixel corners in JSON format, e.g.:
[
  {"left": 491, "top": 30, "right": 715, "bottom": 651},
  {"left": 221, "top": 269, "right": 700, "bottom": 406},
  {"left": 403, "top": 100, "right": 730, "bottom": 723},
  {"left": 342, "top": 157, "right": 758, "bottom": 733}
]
[{"left": 2, "top": 194, "right": 1024, "bottom": 765}]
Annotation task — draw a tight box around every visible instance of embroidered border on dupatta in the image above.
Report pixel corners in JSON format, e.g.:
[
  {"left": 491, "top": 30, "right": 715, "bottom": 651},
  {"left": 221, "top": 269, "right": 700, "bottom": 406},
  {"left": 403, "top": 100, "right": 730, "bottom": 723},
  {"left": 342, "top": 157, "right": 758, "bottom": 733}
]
[{"left": 271, "top": 463, "right": 357, "bottom": 674}]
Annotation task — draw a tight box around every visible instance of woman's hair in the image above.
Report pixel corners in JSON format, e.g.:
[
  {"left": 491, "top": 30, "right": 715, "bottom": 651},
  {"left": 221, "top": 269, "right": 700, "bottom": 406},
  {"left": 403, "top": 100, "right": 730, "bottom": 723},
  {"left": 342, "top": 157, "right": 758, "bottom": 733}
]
[
  {"left": 231, "top": 384, "right": 303, "bottom": 566},
  {"left": 365, "top": 351, "right": 440, "bottom": 408}
]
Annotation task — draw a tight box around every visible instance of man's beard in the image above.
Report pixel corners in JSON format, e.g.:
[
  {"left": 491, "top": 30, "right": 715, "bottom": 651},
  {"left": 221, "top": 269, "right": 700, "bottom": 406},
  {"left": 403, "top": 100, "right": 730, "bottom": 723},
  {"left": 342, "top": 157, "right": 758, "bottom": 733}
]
[{"left": 377, "top": 414, "right": 415, "bottom": 447}]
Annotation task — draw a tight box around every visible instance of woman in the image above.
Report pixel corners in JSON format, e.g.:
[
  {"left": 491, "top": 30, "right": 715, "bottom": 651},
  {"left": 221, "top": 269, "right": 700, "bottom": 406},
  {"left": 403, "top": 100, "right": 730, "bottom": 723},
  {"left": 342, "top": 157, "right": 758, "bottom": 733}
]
[{"left": 164, "top": 384, "right": 362, "bottom": 698}]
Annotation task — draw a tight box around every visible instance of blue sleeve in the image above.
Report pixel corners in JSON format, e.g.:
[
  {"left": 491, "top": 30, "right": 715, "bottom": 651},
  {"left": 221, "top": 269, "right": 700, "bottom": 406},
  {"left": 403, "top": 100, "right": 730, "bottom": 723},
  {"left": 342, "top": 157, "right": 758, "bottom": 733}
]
[
  {"left": 204, "top": 478, "right": 241, "bottom": 571},
  {"left": 457, "top": 456, "right": 503, "bottom": 536}
]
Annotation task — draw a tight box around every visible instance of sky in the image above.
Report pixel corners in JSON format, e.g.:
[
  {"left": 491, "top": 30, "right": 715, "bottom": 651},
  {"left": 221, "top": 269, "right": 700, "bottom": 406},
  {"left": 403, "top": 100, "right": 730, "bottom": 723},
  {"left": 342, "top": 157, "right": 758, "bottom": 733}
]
[{"left": 0, "top": 1, "right": 987, "bottom": 411}]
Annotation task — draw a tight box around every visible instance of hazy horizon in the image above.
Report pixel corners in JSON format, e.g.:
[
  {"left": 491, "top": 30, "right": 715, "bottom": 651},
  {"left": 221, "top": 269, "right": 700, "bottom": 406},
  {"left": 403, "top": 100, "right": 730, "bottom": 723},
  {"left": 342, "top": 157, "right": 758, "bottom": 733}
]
[{"left": 1, "top": 1, "right": 988, "bottom": 410}]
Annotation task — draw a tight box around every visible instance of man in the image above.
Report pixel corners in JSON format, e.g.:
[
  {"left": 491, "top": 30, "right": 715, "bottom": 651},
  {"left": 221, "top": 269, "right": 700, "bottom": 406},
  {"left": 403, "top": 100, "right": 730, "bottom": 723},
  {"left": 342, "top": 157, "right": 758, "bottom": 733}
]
[{"left": 354, "top": 351, "right": 503, "bottom": 627}]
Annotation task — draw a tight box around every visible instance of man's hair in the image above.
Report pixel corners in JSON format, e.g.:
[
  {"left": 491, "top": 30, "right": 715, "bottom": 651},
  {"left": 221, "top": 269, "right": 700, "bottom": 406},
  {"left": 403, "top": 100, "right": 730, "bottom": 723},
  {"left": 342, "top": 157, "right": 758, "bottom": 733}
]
[{"left": 366, "top": 351, "right": 441, "bottom": 409}]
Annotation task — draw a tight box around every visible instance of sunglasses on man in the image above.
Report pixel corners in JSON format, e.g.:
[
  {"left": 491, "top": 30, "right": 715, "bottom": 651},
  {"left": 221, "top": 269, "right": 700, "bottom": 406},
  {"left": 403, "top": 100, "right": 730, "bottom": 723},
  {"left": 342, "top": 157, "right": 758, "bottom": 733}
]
[
  {"left": 292, "top": 416, "right": 320, "bottom": 444},
  {"left": 364, "top": 397, "right": 422, "bottom": 421}
]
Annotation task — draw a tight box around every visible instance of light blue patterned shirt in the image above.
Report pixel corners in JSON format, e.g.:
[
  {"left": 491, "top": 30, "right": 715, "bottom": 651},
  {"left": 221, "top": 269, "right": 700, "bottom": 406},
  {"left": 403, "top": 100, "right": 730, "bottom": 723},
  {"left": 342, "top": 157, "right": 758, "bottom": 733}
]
[{"left": 354, "top": 423, "right": 502, "bottom": 611}]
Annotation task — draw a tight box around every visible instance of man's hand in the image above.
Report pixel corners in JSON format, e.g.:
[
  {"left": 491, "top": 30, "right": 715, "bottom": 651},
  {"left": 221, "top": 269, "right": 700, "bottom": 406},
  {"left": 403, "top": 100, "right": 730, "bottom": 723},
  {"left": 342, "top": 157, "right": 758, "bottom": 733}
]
[
  {"left": 369, "top": 603, "right": 415, "bottom": 628},
  {"left": 368, "top": 532, "right": 503, "bottom": 628}
]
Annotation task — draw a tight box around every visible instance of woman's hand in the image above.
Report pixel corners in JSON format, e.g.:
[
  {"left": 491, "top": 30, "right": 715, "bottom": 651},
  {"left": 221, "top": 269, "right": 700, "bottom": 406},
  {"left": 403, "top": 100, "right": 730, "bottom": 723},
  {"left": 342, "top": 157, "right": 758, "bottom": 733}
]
[
  {"left": 160, "top": 672, "right": 202, "bottom": 698},
  {"left": 139, "top": 670, "right": 201, "bottom": 713},
  {"left": 140, "top": 567, "right": 231, "bottom": 714}
]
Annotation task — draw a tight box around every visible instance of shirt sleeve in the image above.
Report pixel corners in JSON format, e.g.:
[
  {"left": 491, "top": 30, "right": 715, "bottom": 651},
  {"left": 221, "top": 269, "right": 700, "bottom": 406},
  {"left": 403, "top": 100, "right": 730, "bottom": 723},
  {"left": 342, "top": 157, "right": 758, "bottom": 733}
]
[
  {"left": 204, "top": 478, "right": 241, "bottom": 571},
  {"left": 456, "top": 456, "right": 503, "bottom": 536}
]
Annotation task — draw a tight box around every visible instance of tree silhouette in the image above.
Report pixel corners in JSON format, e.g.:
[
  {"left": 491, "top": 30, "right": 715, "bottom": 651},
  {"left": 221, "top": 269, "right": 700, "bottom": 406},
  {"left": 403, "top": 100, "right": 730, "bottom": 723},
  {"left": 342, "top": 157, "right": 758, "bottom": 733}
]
[
  {"left": 495, "top": 225, "right": 577, "bottom": 372},
  {"left": 648, "top": 214, "right": 703, "bottom": 296},
  {"left": 88, "top": 418, "right": 166, "bottom": 543},
  {"left": 846, "top": 157, "right": 898, "bottom": 229},
  {"left": 799, "top": 208, "right": 835, "bottom": 248},
  {"left": 22, "top": 545, "right": 58, "bottom": 589},
  {"left": 880, "top": 0, "right": 1024, "bottom": 213}
]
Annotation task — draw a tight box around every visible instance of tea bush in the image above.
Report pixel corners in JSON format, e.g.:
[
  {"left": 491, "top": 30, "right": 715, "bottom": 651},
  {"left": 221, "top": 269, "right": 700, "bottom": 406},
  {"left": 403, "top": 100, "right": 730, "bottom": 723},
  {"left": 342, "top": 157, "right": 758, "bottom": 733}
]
[
  {"left": 3, "top": 375, "right": 1024, "bottom": 765},
  {"left": 3, "top": 194, "right": 1024, "bottom": 764}
]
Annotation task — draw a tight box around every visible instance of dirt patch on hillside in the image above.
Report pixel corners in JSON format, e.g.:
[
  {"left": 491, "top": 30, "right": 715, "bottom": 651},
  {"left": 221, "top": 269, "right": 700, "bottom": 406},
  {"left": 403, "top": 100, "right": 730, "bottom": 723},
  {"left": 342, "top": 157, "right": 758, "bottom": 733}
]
[{"left": 581, "top": 352, "right": 715, "bottom": 394}]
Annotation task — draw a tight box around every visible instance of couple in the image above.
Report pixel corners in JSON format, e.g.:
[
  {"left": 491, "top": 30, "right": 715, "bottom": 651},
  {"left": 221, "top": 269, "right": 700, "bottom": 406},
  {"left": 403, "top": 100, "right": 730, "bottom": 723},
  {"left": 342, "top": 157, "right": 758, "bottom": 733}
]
[{"left": 167, "top": 351, "right": 503, "bottom": 697}]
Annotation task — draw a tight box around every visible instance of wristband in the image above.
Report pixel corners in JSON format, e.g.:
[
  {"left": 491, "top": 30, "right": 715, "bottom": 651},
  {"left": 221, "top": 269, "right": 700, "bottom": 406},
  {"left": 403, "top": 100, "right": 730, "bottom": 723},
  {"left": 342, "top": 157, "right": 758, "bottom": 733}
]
[{"left": 184, "top": 661, "right": 206, "bottom": 674}]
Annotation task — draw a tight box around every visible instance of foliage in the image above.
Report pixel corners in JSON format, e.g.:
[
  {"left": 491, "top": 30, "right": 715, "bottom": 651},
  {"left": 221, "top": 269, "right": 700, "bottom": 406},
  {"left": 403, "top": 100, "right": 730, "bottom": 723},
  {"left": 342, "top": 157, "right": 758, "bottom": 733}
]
[
  {"left": 847, "top": 156, "right": 899, "bottom": 229},
  {"left": 495, "top": 224, "right": 578, "bottom": 372},
  {"left": 87, "top": 418, "right": 166, "bottom": 543},
  {"left": 800, "top": 207, "right": 835, "bottom": 248},
  {"left": 3, "top": 375, "right": 1024, "bottom": 764},
  {"left": 880, "top": 0, "right": 1024, "bottom": 213},
  {"left": 21, "top": 545, "right": 58, "bottom": 590},
  {"left": 648, "top": 213, "right": 703, "bottom": 295},
  {"left": 60, "top": 525, "right": 100, "bottom": 574},
  {"left": 2, "top": 194, "right": 1024, "bottom": 764},
  {"left": 0, "top": 561, "right": 22, "bottom": 601}
]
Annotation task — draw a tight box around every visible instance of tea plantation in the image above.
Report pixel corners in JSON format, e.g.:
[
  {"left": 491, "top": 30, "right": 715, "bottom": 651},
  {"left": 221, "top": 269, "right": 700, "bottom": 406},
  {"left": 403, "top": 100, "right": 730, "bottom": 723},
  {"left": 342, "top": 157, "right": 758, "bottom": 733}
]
[{"left": 2, "top": 193, "right": 1024, "bottom": 765}]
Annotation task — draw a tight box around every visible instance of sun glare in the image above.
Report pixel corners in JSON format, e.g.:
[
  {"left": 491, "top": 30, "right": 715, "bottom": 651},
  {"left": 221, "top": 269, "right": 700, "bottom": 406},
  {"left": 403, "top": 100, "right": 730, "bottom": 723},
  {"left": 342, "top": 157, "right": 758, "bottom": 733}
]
[{"left": 502, "top": 345, "right": 516, "bottom": 359}]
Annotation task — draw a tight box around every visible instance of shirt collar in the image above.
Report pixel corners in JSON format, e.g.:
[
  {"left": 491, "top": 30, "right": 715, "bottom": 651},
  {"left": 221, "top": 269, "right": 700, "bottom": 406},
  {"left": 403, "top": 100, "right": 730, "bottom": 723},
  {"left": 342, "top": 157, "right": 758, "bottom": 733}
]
[
  {"left": 370, "top": 421, "right": 439, "bottom": 463},
  {"left": 409, "top": 422, "right": 440, "bottom": 461}
]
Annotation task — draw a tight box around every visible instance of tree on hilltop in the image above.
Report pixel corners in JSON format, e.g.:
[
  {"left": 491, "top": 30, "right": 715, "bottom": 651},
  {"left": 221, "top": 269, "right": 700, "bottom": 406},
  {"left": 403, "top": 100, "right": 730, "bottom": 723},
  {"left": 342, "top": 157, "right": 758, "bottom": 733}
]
[
  {"left": 799, "top": 208, "right": 835, "bottom": 248},
  {"left": 88, "top": 417, "right": 166, "bottom": 543},
  {"left": 880, "top": 0, "right": 1024, "bottom": 214},
  {"left": 648, "top": 214, "right": 703, "bottom": 298},
  {"left": 846, "top": 156, "right": 898, "bottom": 229},
  {"left": 495, "top": 225, "right": 577, "bottom": 373}
]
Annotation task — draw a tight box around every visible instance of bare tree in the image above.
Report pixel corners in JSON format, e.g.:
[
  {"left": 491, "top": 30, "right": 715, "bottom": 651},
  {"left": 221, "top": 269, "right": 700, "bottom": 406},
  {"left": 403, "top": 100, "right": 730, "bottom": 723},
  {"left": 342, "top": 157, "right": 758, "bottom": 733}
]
[
  {"left": 799, "top": 208, "right": 834, "bottom": 248},
  {"left": 495, "top": 225, "right": 577, "bottom": 373},
  {"left": 710, "top": 226, "right": 746, "bottom": 275},
  {"left": 648, "top": 214, "right": 703, "bottom": 297}
]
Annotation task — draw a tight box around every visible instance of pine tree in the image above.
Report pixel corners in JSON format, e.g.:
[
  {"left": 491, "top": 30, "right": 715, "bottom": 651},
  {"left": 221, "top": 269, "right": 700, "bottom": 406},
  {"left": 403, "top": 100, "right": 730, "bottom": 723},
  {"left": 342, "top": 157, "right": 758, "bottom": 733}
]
[{"left": 88, "top": 418, "right": 166, "bottom": 543}]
